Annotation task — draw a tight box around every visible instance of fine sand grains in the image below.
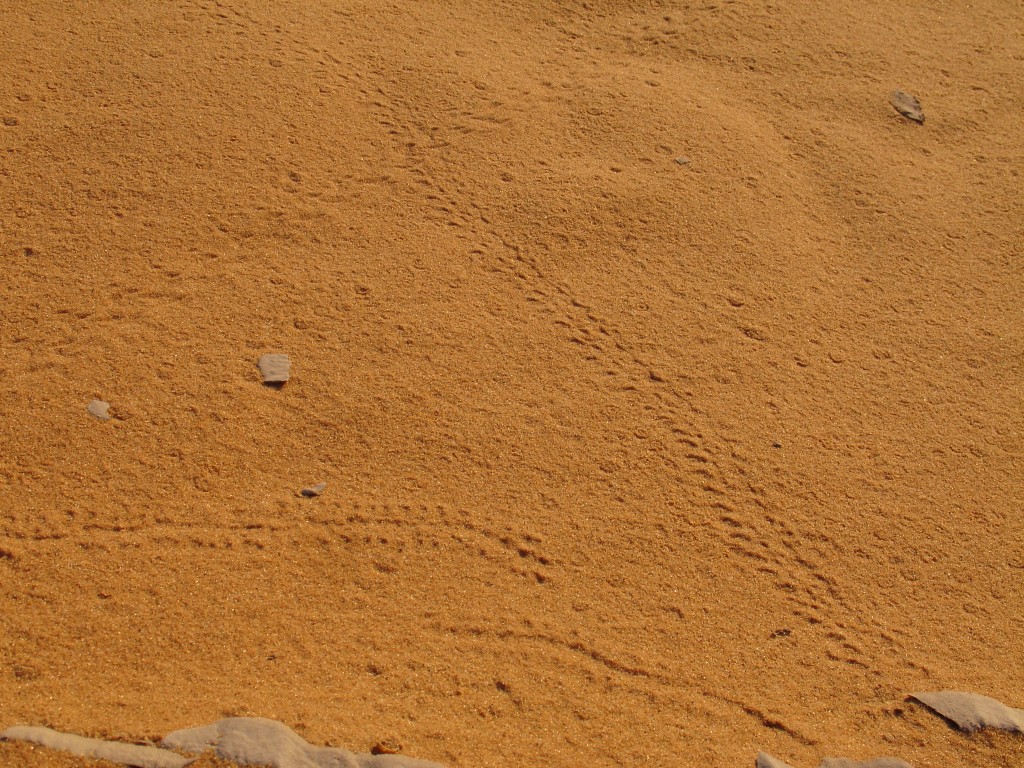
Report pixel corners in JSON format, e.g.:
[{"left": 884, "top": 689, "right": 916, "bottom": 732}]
[{"left": 1, "top": 1, "right": 1022, "bottom": 768}]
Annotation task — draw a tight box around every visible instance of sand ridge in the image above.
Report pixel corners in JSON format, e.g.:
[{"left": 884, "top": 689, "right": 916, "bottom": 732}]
[{"left": 1, "top": 0, "right": 1022, "bottom": 766}]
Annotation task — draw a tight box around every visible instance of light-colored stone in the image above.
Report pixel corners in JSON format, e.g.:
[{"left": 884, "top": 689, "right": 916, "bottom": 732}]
[
  {"left": 889, "top": 90, "right": 924, "bottom": 123},
  {"left": 162, "top": 717, "right": 445, "bottom": 768},
  {"left": 1, "top": 725, "right": 193, "bottom": 768},
  {"left": 819, "top": 758, "right": 913, "bottom": 768},
  {"left": 87, "top": 399, "right": 111, "bottom": 420},
  {"left": 757, "top": 752, "right": 796, "bottom": 768},
  {"left": 258, "top": 354, "right": 291, "bottom": 385},
  {"left": 911, "top": 690, "right": 1024, "bottom": 733}
]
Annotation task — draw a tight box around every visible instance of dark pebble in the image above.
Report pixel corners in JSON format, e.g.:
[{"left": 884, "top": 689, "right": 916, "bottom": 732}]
[{"left": 300, "top": 482, "right": 327, "bottom": 498}]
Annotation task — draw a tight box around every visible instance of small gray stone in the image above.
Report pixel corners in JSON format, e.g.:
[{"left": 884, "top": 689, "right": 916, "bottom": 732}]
[
  {"left": 87, "top": 400, "right": 111, "bottom": 421},
  {"left": 300, "top": 482, "right": 327, "bottom": 498},
  {"left": 757, "top": 752, "right": 796, "bottom": 768},
  {"left": 890, "top": 90, "right": 924, "bottom": 123},
  {"left": 911, "top": 691, "right": 1024, "bottom": 733},
  {"left": 258, "top": 354, "right": 291, "bottom": 386},
  {"left": 820, "top": 759, "right": 913, "bottom": 768},
  {"left": 674, "top": 156, "right": 691, "bottom": 166}
]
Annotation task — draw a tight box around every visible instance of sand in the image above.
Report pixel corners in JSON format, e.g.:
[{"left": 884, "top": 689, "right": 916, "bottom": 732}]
[{"left": 1, "top": 0, "right": 1022, "bottom": 766}]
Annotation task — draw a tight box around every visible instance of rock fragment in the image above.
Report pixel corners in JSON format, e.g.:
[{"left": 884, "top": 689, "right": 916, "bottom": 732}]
[
  {"left": 162, "top": 717, "right": 445, "bottom": 768},
  {"left": 910, "top": 690, "right": 1024, "bottom": 733},
  {"left": 87, "top": 399, "right": 111, "bottom": 420},
  {"left": 258, "top": 354, "right": 291, "bottom": 386},
  {"left": 0, "top": 725, "right": 193, "bottom": 768},
  {"left": 819, "top": 759, "right": 913, "bottom": 768},
  {"left": 889, "top": 90, "right": 924, "bottom": 123},
  {"left": 300, "top": 482, "right": 327, "bottom": 498},
  {"left": 757, "top": 752, "right": 796, "bottom": 768}
]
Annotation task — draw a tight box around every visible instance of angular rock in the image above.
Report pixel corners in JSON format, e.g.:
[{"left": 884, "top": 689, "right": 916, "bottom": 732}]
[
  {"left": 258, "top": 354, "right": 291, "bottom": 386},
  {"left": 889, "top": 90, "right": 924, "bottom": 123},
  {"left": 300, "top": 482, "right": 328, "bottom": 498},
  {"left": 1, "top": 725, "right": 193, "bottom": 768},
  {"left": 911, "top": 690, "right": 1024, "bottom": 733},
  {"left": 162, "top": 717, "right": 445, "bottom": 768},
  {"left": 87, "top": 399, "right": 111, "bottom": 420},
  {"left": 757, "top": 752, "right": 796, "bottom": 768},
  {"left": 820, "top": 759, "right": 913, "bottom": 768}
]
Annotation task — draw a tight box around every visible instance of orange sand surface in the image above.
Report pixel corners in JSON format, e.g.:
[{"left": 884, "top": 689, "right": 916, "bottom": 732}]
[{"left": 1, "top": 1, "right": 1022, "bottom": 766}]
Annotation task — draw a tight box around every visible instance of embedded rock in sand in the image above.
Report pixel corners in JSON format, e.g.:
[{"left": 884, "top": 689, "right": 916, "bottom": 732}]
[
  {"left": 258, "top": 354, "right": 291, "bottom": 386},
  {"left": 911, "top": 691, "right": 1024, "bottom": 733},
  {"left": 161, "top": 717, "right": 445, "bottom": 768},
  {"left": 0, "top": 725, "right": 193, "bottom": 768},
  {"left": 300, "top": 482, "right": 328, "bottom": 497},
  {"left": 819, "top": 759, "right": 913, "bottom": 768},
  {"left": 756, "top": 752, "right": 795, "bottom": 768},
  {"left": 889, "top": 90, "right": 924, "bottom": 123},
  {"left": 87, "top": 399, "right": 112, "bottom": 420}
]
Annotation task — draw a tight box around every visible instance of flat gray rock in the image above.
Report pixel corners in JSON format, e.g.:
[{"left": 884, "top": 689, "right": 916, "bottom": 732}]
[
  {"left": 87, "top": 399, "right": 111, "bottom": 420},
  {"left": 911, "top": 690, "right": 1024, "bottom": 733},
  {"left": 820, "top": 759, "right": 913, "bottom": 768},
  {"left": 161, "top": 717, "right": 445, "bottom": 768},
  {"left": 1, "top": 725, "right": 193, "bottom": 768},
  {"left": 258, "top": 354, "right": 291, "bottom": 385},
  {"left": 757, "top": 752, "right": 795, "bottom": 768},
  {"left": 890, "top": 90, "right": 924, "bottom": 123}
]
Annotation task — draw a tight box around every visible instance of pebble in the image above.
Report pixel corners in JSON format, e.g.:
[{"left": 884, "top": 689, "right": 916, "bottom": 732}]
[
  {"left": 757, "top": 753, "right": 794, "bottom": 768},
  {"left": 819, "top": 760, "right": 912, "bottom": 768},
  {"left": 258, "top": 354, "right": 291, "bottom": 386},
  {"left": 300, "top": 483, "right": 327, "bottom": 498},
  {"left": 87, "top": 400, "right": 111, "bottom": 421},
  {"left": 889, "top": 90, "right": 924, "bottom": 123}
]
